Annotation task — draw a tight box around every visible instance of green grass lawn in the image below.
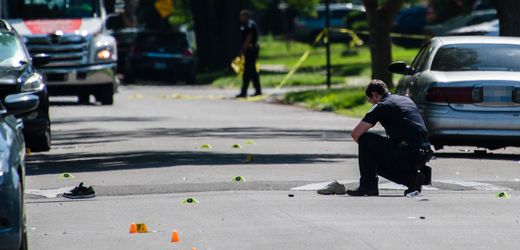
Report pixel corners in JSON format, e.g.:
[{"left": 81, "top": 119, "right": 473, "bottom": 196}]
[
  {"left": 211, "top": 35, "right": 419, "bottom": 117},
  {"left": 213, "top": 35, "right": 419, "bottom": 88},
  {"left": 283, "top": 87, "right": 373, "bottom": 117}
]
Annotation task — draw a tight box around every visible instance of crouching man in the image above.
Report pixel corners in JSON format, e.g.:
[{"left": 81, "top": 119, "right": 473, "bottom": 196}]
[{"left": 318, "top": 79, "right": 432, "bottom": 196}]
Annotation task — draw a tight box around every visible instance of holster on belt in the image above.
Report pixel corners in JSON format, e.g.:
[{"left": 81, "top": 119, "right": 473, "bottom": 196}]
[{"left": 413, "top": 148, "right": 433, "bottom": 170}]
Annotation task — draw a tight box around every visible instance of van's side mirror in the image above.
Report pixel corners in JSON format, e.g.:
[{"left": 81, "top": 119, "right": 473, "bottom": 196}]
[
  {"left": 387, "top": 61, "right": 410, "bottom": 75},
  {"left": 3, "top": 94, "right": 39, "bottom": 116},
  {"left": 32, "top": 53, "right": 51, "bottom": 67}
]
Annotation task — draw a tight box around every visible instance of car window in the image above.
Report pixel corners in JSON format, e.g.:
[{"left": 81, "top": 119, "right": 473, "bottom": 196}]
[
  {"left": 136, "top": 33, "right": 189, "bottom": 53},
  {"left": 410, "top": 42, "right": 432, "bottom": 72},
  {"left": 0, "top": 33, "right": 27, "bottom": 68},
  {"left": 431, "top": 43, "right": 520, "bottom": 72}
]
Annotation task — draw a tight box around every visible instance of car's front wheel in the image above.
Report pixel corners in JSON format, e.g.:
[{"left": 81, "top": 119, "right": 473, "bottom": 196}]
[
  {"left": 95, "top": 83, "right": 114, "bottom": 105},
  {"left": 26, "top": 123, "right": 51, "bottom": 152},
  {"left": 19, "top": 180, "right": 28, "bottom": 250}
]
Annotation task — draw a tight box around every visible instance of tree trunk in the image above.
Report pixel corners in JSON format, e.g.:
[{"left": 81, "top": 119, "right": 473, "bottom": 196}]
[
  {"left": 363, "top": 0, "right": 403, "bottom": 88},
  {"left": 190, "top": 0, "right": 248, "bottom": 70},
  {"left": 491, "top": 0, "right": 520, "bottom": 36}
]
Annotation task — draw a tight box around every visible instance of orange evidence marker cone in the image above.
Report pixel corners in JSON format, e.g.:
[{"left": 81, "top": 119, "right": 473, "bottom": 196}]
[
  {"left": 129, "top": 223, "right": 137, "bottom": 234},
  {"left": 192, "top": 248, "right": 197, "bottom": 250},
  {"left": 171, "top": 230, "right": 180, "bottom": 243}
]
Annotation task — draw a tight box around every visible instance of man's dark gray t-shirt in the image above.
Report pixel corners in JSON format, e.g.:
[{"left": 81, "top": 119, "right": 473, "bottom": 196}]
[{"left": 362, "top": 93, "right": 430, "bottom": 148}]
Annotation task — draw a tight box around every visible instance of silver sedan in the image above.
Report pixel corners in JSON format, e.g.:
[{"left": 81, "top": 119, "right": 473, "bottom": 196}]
[{"left": 388, "top": 36, "right": 520, "bottom": 150}]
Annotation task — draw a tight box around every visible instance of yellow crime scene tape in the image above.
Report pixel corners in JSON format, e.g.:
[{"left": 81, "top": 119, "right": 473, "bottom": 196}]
[
  {"left": 246, "top": 30, "right": 326, "bottom": 102},
  {"left": 353, "top": 29, "right": 428, "bottom": 40},
  {"left": 128, "top": 28, "right": 427, "bottom": 102},
  {"left": 245, "top": 27, "right": 427, "bottom": 102}
]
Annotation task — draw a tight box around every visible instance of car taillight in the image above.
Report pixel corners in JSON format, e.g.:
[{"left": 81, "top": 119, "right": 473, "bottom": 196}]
[
  {"left": 514, "top": 88, "right": 520, "bottom": 103},
  {"left": 426, "top": 87, "right": 482, "bottom": 104},
  {"left": 183, "top": 48, "right": 193, "bottom": 57}
]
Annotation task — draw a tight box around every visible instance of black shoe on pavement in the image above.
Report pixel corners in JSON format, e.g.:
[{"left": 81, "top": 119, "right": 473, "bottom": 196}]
[
  {"left": 235, "top": 93, "right": 247, "bottom": 98},
  {"left": 250, "top": 92, "right": 262, "bottom": 97},
  {"left": 317, "top": 181, "right": 346, "bottom": 195},
  {"left": 346, "top": 186, "right": 379, "bottom": 196},
  {"left": 420, "top": 165, "right": 432, "bottom": 185},
  {"left": 63, "top": 182, "right": 96, "bottom": 199},
  {"left": 404, "top": 173, "right": 425, "bottom": 196}
]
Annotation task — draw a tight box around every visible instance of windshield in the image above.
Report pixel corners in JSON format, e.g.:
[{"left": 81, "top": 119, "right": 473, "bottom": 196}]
[
  {"left": 0, "top": 33, "right": 27, "bottom": 68},
  {"left": 136, "top": 32, "right": 189, "bottom": 53},
  {"left": 7, "top": 0, "right": 101, "bottom": 19},
  {"left": 431, "top": 44, "right": 520, "bottom": 72}
]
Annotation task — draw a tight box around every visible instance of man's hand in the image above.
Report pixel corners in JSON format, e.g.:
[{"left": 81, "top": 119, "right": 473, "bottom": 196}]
[
  {"left": 351, "top": 121, "right": 373, "bottom": 143},
  {"left": 242, "top": 33, "right": 253, "bottom": 53}
]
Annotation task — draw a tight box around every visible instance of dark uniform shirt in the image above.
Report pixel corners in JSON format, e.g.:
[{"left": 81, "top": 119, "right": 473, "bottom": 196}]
[
  {"left": 240, "top": 19, "right": 258, "bottom": 50},
  {"left": 362, "top": 93, "right": 430, "bottom": 149}
]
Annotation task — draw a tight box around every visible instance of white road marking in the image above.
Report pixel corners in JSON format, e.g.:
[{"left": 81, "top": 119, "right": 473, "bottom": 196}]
[
  {"left": 439, "top": 180, "right": 512, "bottom": 191},
  {"left": 379, "top": 182, "right": 438, "bottom": 191},
  {"left": 25, "top": 186, "right": 74, "bottom": 198},
  {"left": 291, "top": 179, "right": 515, "bottom": 192}
]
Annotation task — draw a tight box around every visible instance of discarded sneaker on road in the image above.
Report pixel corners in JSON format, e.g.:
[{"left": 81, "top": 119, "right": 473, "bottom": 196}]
[
  {"left": 63, "top": 182, "right": 96, "bottom": 199},
  {"left": 317, "top": 181, "right": 346, "bottom": 195}
]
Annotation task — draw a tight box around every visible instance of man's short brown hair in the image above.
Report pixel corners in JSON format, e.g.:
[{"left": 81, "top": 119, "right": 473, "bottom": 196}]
[{"left": 365, "top": 79, "right": 389, "bottom": 97}]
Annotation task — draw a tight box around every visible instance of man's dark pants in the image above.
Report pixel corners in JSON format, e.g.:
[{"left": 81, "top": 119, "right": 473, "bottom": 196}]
[
  {"left": 240, "top": 47, "right": 261, "bottom": 96},
  {"left": 358, "top": 133, "right": 418, "bottom": 188}
]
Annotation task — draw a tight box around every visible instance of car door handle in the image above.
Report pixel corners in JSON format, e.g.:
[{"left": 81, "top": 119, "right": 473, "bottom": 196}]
[{"left": 16, "top": 119, "right": 24, "bottom": 130}]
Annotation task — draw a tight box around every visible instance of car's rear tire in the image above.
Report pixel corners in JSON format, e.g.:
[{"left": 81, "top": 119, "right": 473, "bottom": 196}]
[
  {"left": 95, "top": 84, "right": 114, "bottom": 105},
  {"left": 78, "top": 93, "right": 90, "bottom": 104},
  {"left": 124, "top": 72, "right": 136, "bottom": 84},
  {"left": 185, "top": 73, "right": 196, "bottom": 85},
  {"left": 26, "top": 124, "right": 51, "bottom": 152}
]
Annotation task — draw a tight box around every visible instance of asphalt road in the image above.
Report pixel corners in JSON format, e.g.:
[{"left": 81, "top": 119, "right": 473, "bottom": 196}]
[{"left": 25, "top": 84, "right": 520, "bottom": 249}]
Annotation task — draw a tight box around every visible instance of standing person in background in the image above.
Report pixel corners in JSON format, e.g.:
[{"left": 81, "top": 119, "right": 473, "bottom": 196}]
[{"left": 236, "top": 10, "right": 262, "bottom": 98}]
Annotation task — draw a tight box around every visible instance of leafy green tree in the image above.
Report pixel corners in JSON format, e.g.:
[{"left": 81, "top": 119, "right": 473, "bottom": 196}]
[
  {"left": 189, "top": 0, "right": 321, "bottom": 71},
  {"left": 362, "top": 0, "right": 404, "bottom": 88}
]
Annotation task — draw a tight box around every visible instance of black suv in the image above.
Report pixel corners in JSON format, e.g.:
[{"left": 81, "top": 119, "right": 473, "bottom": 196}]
[
  {"left": 124, "top": 30, "right": 196, "bottom": 84},
  {"left": 0, "top": 20, "right": 51, "bottom": 151}
]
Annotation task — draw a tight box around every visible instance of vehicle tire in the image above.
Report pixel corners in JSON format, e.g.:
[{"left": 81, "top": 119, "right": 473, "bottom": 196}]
[
  {"left": 95, "top": 84, "right": 114, "bottom": 105},
  {"left": 78, "top": 93, "right": 90, "bottom": 104},
  {"left": 124, "top": 59, "right": 136, "bottom": 84},
  {"left": 19, "top": 180, "right": 28, "bottom": 250},
  {"left": 124, "top": 72, "right": 136, "bottom": 84},
  {"left": 185, "top": 73, "right": 196, "bottom": 85},
  {"left": 26, "top": 123, "right": 51, "bottom": 152}
]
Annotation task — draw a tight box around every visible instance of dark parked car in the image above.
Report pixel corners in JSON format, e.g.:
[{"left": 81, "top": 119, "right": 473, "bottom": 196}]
[
  {"left": 388, "top": 36, "right": 520, "bottom": 150},
  {"left": 0, "top": 93, "right": 40, "bottom": 250},
  {"left": 425, "top": 9, "right": 497, "bottom": 37},
  {"left": 124, "top": 31, "right": 196, "bottom": 84},
  {"left": 0, "top": 20, "right": 51, "bottom": 152}
]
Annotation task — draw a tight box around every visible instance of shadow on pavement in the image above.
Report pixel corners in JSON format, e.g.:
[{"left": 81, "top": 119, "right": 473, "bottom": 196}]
[
  {"left": 25, "top": 151, "right": 357, "bottom": 176},
  {"left": 50, "top": 127, "right": 354, "bottom": 148},
  {"left": 51, "top": 116, "right": 166, "bottom": 126}
]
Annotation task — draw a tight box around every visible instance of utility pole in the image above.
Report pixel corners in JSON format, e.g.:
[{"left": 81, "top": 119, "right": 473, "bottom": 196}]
[{"left": 325, "top": 0, "right": 331, "bottom": 89}]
